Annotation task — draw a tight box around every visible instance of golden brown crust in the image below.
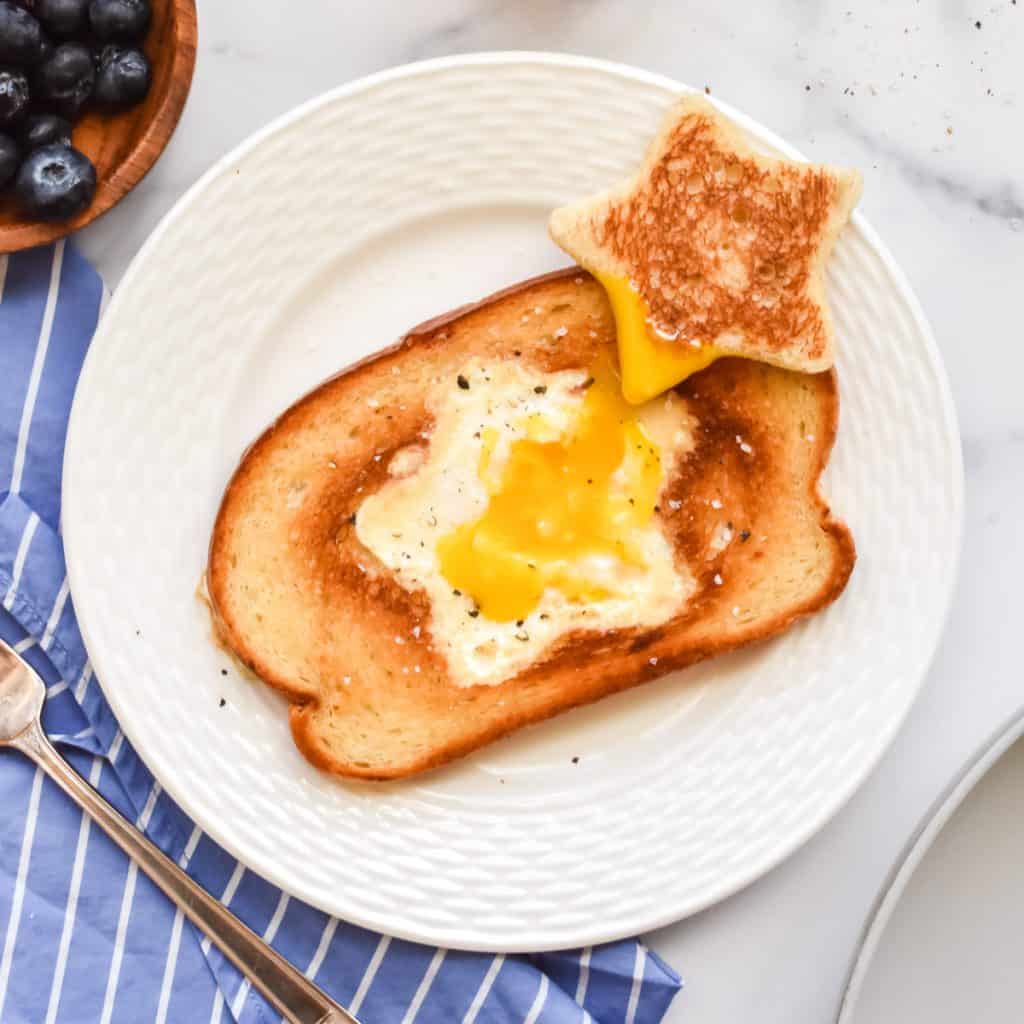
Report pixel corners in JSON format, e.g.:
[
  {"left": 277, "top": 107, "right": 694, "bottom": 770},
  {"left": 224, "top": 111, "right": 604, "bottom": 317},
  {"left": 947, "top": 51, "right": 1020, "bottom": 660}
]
[
  {"left": 602, "top": 108, "right": 844, "bottom": 359},
  {"left": 549, "top": 95, "right": 862, "bottom": 370},
  {"left": 208, "top": 270, "right": 855, "bottom": 781}
]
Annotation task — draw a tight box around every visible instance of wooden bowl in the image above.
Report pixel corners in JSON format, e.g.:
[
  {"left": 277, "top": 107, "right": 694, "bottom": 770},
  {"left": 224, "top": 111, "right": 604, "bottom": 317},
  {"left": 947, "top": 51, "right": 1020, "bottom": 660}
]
[{"left": 0, "top": 0, "right": 197, "bottom": 253}]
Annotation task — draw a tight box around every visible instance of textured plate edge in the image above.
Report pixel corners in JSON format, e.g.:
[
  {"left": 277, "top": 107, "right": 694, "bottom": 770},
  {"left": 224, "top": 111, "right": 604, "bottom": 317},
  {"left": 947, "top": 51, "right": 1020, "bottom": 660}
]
[{"left": 61, "top": 51, "right": 966, "bottom": 952}]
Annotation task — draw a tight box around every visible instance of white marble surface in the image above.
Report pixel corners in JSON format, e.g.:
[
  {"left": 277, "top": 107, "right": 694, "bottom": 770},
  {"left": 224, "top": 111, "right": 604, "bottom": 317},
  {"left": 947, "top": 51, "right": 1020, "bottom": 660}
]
[{"left": 77, "top": 2, "right": 1024, "bottom": 1021}]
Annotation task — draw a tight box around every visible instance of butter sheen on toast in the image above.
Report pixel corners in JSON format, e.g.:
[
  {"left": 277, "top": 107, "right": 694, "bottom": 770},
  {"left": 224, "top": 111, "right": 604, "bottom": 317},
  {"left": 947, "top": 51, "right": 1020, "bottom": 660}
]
[{"left": 207, "top": 271, "right": 854, "bottom": 780}]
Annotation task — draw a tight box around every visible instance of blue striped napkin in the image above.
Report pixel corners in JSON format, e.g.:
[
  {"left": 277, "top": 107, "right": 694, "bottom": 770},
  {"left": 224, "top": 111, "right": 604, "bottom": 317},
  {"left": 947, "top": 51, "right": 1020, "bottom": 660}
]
[{"left": 0, "top": 241, "right": 683, "bottom": 1024}]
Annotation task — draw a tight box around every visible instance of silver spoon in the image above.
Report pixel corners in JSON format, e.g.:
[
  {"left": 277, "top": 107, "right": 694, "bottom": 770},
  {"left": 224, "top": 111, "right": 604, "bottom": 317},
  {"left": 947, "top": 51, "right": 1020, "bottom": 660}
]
[{"left": 0, "top": 638, "right": 357, "bottom": 1024}]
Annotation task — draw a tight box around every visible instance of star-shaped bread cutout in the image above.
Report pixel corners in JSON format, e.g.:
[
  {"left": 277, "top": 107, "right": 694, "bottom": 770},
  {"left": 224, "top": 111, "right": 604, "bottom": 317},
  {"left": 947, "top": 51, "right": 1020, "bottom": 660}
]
[{"left": 550, "top": 95, "right": 862, "bottom": 402}]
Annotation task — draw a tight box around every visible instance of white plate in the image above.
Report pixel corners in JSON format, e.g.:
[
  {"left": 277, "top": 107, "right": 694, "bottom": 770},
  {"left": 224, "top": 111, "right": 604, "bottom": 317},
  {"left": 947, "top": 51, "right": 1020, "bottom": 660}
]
[
  {"left": 62, "top": 54, "right": 963, "bottom": 952},
  {"left": 837, "top": 709, "right": 1024, "bottom": 1022}
]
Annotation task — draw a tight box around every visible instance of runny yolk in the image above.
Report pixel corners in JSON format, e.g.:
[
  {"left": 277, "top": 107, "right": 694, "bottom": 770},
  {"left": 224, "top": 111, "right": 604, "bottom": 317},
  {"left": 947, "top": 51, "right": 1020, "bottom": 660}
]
[
  {"left": 437, "top": 361, "right": 664, "bottom": 622},
  {"left": 594, "top": 271, "right": 722, "bottom": 405}
]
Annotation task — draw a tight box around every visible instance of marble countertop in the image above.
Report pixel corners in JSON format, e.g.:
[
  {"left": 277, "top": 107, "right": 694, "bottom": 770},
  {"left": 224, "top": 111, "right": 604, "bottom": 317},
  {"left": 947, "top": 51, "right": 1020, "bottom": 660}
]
[{"left": 77, "top": 2, "right": 1024, "bottom": 1021}]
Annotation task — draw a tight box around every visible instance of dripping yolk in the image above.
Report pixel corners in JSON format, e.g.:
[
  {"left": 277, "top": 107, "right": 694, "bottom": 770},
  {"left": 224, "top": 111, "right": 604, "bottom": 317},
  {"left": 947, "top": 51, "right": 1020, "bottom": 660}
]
[
  {"left": 437, "top": 361, "right": 664, "bottom": 622},
  {"left": 593, "top": 271, "right": 721, "bottom": 405}
]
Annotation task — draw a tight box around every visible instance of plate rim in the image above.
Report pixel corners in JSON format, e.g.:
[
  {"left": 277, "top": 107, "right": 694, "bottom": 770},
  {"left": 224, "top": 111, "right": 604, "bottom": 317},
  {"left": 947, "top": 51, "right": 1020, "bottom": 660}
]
[
  {"left": 835, "top": 707, "right": 1024, "bottom": 1022},
  {"left": 63, "top": 51, "right": 966, "bottom": 951}
]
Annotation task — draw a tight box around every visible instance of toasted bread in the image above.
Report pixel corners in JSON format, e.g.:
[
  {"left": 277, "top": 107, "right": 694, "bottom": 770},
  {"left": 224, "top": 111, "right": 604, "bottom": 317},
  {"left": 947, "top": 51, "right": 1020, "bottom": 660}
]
[
  {"left": 549, "top": 94, "right": 862, "bottom": 374},
  {"left": 207, "top": 270, "right": 854, "bottom": 781}
]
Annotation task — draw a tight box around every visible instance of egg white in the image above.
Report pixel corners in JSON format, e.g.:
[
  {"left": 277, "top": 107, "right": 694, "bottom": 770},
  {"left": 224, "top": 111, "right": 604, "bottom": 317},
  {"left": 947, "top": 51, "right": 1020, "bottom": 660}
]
[{"left": 355, "top": 359, "right": 696, "bottom": 687}]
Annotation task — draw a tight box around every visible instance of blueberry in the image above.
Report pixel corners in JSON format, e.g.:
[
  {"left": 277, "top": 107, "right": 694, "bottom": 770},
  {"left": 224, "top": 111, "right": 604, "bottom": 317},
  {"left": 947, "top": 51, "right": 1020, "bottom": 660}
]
[
  {"left": 34, "top": 41, "right": 92, "bottom": 117},
  {"left": 16, "top": 142, "right": 95, "bottom": 219},
  {"left": 0, "top": 1, "right": 43, "bottom": 65},
  {"left": 0, "top": 66, "right": 29, "bottom": 124},
  {"left": 88, "top": 0, "right": 148, "bottom": 42},
  {"left": 21, "top": 110, "right": 69, "bottom": 148},
  {"left": 0, "top": 130, "right": 18, "bottom": 185},
  {"left": 93, "top": 42, "right": 146, "bottom": 107},
  {"left": 34, "top": 0, "right": 87, "bottom": 37}
]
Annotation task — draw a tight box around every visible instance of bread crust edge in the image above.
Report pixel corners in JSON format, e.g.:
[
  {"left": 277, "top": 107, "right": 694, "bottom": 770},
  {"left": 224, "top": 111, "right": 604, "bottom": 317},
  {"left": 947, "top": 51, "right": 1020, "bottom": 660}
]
[{"left": 207, "top": 268, "right": 856, "bottom": 781}]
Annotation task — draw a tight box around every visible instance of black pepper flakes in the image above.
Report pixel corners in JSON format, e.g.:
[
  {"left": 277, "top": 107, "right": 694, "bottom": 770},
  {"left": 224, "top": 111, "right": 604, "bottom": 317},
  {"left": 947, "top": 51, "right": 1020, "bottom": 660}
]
[
  {"left": 348, "top": 512, "right": 357, "bottom": 525},
  {"left": 534, "top": 385, "right": 547, "bottom": 395},
  {"left": 571, "top": 756, "right": 580, "bottom": 764},
  {"left": 220, "top": 669, "right": 228, "bottom": 677},
  {"left": 468, "top": 608, "right": 480, "bottom": 618},
  {"left": 740, "top": 529, "right": 751, "bottom": 542},
  {"left": 457, "top": 374, "right": 470, "bottom": 390},
  {"left": 218, "top": 698, "right": 226, "bottom": 708}
]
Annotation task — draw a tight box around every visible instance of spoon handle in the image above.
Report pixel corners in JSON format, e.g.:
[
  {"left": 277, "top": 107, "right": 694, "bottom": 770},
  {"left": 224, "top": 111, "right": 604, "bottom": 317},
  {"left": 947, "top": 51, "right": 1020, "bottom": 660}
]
[{"left": 13, "top": 719, "right": 356, "bottom": 1024}]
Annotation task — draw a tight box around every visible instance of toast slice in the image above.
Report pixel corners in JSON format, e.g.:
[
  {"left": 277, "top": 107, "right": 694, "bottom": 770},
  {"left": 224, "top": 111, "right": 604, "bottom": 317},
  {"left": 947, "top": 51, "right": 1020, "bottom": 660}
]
[
  {"left": 549, "top": 95, "right": 862, "bottom": 401},
  {"left": 207, "top": 270, "right": 854, "bottom": 780}
]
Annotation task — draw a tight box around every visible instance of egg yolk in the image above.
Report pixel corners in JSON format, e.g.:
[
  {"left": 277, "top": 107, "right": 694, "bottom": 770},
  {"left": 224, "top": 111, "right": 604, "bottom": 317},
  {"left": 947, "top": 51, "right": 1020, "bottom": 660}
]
[
  {"left": 437, "top": 362, "right": 663, "bottom": 622},
  {"left": 594, "top": 271, "right": 721, "bottom": 405}
]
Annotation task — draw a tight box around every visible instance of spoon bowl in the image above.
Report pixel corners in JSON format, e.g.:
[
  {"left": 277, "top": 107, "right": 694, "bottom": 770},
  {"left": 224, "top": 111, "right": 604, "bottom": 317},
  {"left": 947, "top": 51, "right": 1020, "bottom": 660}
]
[
  {"left": 0, "top": 642, "right": 44, "bottom": 743},
  {"left": 0, "top": 637, "right": 355, "bottom": 1023}
]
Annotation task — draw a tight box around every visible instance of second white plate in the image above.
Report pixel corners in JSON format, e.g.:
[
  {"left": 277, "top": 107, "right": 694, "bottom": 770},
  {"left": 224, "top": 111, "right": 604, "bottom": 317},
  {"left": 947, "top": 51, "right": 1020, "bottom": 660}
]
[
  {"left": 838, "top": 710, "right": 1024, "bottom": 1022},
  {"left": 62, "top": 54, "right": 963, "bottom": 951}
]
